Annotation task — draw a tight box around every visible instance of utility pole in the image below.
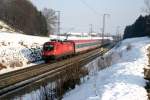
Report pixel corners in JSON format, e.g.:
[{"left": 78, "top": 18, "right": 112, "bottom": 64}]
[
  {"left": 102, "top": 14, "right": 110, "bottom": 43},
  {"left": 56, "top": 11, "right": 61, "bottom": 35},
  {"left": 116, "top": 26, "right": 120, "bottom": 41},
  {"left": 89, "top": 24, "right": 93, "bottom": 36}
]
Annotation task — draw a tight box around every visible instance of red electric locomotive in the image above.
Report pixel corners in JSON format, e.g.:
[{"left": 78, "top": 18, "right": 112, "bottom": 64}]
[{"left": 42, "top": 40, "right": 75, "bottom": 62}]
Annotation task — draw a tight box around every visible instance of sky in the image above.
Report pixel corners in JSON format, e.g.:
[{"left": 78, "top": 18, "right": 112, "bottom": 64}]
[{"left": 31, "top": 0, "right": 145, "bottom": 35}]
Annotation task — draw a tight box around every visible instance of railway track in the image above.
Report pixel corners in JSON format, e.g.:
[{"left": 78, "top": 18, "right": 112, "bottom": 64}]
[{"left": 0, "top": 44, "right": 113, "bottom": 98}]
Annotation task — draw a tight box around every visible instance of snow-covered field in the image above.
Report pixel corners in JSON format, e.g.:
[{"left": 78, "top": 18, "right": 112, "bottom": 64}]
[
  {"left": 0, "top": 32, "right": 50, "bottom": 74},
  {"left": 63, "top": 37, "right": 150, "bottom": 100},
  {"left": 0, "top": 21, "right": 50, "bottom": 74}
]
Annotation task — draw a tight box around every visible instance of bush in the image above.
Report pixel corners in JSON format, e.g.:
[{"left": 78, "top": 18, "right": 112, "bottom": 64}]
[{"left": 126, "top": 44, "right": 132, "bottom": 51}]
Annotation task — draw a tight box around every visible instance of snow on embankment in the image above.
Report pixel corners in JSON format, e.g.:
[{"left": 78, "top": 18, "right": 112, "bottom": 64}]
[
  {"left": 63, "top": 37, "right": 150, "bottom": 100},
  {"left": 0, "top": 32, "right": 49, "bottom": 74}
]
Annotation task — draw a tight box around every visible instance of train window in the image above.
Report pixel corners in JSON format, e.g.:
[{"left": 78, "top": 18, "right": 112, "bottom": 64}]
[{"left": 43, "top": 45, "right": 54, "bottom": 51}]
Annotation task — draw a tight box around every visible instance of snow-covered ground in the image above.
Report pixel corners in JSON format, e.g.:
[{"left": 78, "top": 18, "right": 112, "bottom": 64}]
[
  {"left": 0, "top": 32, "right": 50, "bottom": 74},
  {"left": 63, "top": 37, "right": 150, "bottom": 100},
  {"left": 0, "top": 20, "right": 48, "bottom": 74}
]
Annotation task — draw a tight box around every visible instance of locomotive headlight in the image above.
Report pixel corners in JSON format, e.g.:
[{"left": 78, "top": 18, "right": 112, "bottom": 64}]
[{"left": 53, "top": 49, "right": 56, "bottom": 54}]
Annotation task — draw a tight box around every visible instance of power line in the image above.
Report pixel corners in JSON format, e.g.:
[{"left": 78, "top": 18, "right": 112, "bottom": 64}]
[
  {"left": 79, "top": 0, "right": 99, "bottom": 15},
  {"left": 79, "top": 0, "right": 111, "bottom": 38}
]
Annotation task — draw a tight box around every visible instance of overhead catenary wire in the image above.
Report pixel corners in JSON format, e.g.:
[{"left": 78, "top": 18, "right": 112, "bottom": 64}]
[
  {"left": 79, "top": 0, "right": 100, "bottom": 16},
  {"left": 79, "top": 0, "right": 111, "bottom": 38},
  {"left": 79, "top": 0, "right": 102, "bottom": 34}
]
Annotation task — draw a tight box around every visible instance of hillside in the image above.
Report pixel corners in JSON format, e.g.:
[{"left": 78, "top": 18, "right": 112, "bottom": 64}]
[
  {"left": 63, "top": 37, "right": 150, "bottom": 100},
  {"left": 0, "top": 32, "right": 50, "bottom": 74}
]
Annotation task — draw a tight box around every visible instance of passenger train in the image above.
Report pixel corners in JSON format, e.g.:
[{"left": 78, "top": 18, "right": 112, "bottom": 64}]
[{"left": 42, "top": 39, "right": 110, "bottom": 62}]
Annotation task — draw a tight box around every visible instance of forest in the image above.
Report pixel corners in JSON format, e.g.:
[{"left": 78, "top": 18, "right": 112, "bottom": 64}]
[{"left": 0, "top": 0, "right": 48, "bottom": 36}]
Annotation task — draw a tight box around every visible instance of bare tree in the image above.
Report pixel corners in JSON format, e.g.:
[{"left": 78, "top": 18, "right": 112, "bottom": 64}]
[
  {"left": 42, "top": 8, "right": 57, "bottom": 35},
  {"left": 143, "top": 0, "right": 150, "bottom": 14}
]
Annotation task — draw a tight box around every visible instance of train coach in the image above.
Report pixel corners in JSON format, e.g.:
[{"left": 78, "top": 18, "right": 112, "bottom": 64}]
[
  {"left": 42, "top": 39, "right": 108, "bottom": 62},
  {"left": 73, "top": 40, "right": 101, "bottom": 53}
]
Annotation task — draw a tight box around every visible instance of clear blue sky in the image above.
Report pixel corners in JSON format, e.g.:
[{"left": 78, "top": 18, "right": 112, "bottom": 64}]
[{"left": 31, "top": 0, "right": 145, "bottom": 35}]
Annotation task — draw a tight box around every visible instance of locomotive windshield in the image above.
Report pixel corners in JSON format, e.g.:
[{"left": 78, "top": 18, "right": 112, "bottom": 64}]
[{"left": 43, "top": 44, "right": 54, "bottom": 51}]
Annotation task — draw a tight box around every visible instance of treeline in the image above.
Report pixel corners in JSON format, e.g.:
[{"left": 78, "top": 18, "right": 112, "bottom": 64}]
[
  {"left": 0, "top": 0, "right": 48, "bottom": 36},
  {"left": 123, "top": 15, "right": 150, "bottom": 39}
]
